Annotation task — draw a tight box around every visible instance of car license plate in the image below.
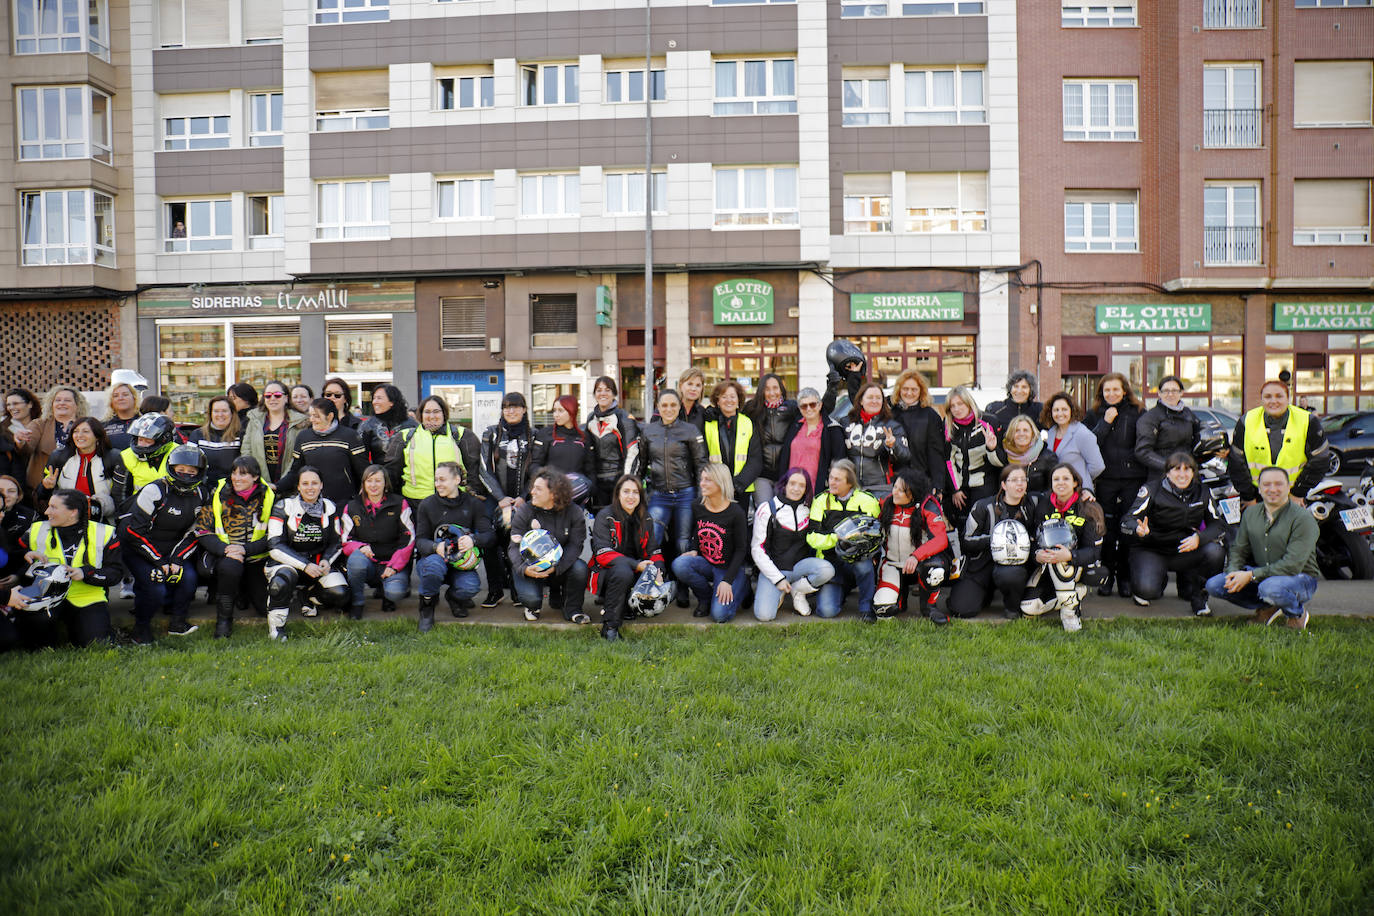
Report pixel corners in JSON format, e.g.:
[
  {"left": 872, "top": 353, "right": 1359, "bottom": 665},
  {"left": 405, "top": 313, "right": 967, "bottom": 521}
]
[
  {"left": 1220, "top": 497, "right": 1241, "bottom": 525},
  {"left": 1340, "top": 506, "right": 1374, "bottom": 533}
]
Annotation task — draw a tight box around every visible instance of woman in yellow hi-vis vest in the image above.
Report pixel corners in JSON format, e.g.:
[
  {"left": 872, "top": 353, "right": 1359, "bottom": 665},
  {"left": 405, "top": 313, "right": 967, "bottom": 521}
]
[
  {"left": 194, "top": 455, "right": 275, "bottom": 638},
  {"left": 19, "top": 488, "right": 122, "bottom": 647},
  {"left": 384, "top": 395, "right": 485, "bottom": 503},
  {"left": 703, "top": 380, "right": 762, "bottom": 507},
  {"left": 1229, "top": 379, "right": 1330, "bottom": 505}
]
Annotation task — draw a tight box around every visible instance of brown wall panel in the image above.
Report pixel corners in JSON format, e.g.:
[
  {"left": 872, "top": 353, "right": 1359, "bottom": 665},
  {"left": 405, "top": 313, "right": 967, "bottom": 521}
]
[
  {"left": 414, "top": 276, "right": 506, "bottom": 373},
  {"left": 686, "top": 269, "right": 799, "bottom": 336},
  {"left": 154, "top": 147, "right": 285, "bottom": 195},
  {"left": 153, "top": 45, "right": 284, "bottom": 93},
  {"left": 827, "top": 13, "right": 988, "bottom": 64}
]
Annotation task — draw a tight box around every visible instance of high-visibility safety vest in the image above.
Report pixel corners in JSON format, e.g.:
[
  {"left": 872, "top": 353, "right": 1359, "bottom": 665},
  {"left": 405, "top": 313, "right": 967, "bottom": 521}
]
[
  {"left": 400, "top": 424, "right": 463, "bottom": 500},
  {"left": 28, "top": 520, "right": 115, "bottom": 607},
  {"left": 704, "top": 414, "right": 755, "bottom": 493},
  {"left": 1243, "top": 406, "right": 1311, "bottom": 486},
  {"left": 121, "top": 448, "right": 171, "bottom": 492},
  {"left": 804, "top": 488, "right": 881, "bottom": 555},
  {"left": 211, "top": 480, "right": 276, "bottom": 559}
]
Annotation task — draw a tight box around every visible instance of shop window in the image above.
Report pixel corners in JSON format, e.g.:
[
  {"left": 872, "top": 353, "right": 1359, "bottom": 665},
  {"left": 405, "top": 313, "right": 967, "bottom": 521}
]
[
  {"left": 316, "top": 179, "right": 390, "bottom": 239},
  {"left": 1064, "top": 191, "right": 1138, "bottom": 252},
  {"left": 713, "top": 167, "right": 799, "bottom": 227},
  {"left": 520, "top": 173, "right": 580, "bottom": 218},
  {"left": 164, "top": 199, "right": 232, "bottom": 252},
  {"left": 844, "top": 174, "right": 893, "bottom": 234},
  {"left": 841, "top": 0, "right": 984, "bottom": 15},
  {"left": 905, "top": 67, "right": 985, "bottom": 125},
  {"left": 521, "top": 63, "right": 579, "bottom": 106},
  {"left": 248, "top": 195, "right": 283, "bottom": 250},
  {"left": 605, "top": 64, "right": 666, "bottom": 103},
  {"left": 1203, "top": 64, "right": 1261, "bottom": 148},
  {"left": 437, "top": 177, "right": 495, "bottom": 220},
  {"left": 315, "top": 70, "right": 389, "bottom": 131},
  {"left": 1267, "top": 333, "right": 1374, "bottom": 414},
  {"left": 315, "top": 0, "right": 388, "bottom": 24},
  {"left": 1063, "top": 79, "right": 1137, "bottom": 141},
  {"left": 691, "top": 337, "right": 798, "bottom": 394},
  {"left": 249, "top": 92, "right": 283, "bottom": 146},
  {"left": 905, "top": 172, "right": 987, "bottom": 233},
  {"left": 1293, "top": 179, "right": 1371, "bottom": 246},
  {"left": 440, "top": 297, "right": 486, "bottom": 351},
  {"left": 157, "top": 320, "right": 302, "bottom": 424},
  {"left": 604, "top": 171, "right": 667, "bottom": 216},
  {"left": 713, "top": 58, "right": 797, "bottom": 115},
  {"left": 159, "top": 0, "right": 228, "bottom": 47},
  {"left": 20, "top": 189, "right": 115, "bottom": 266},
  {"left": 1062, "top": 2, "right": 1136, "bottom": 26},
  {"left": 531, "top": 294, "right": 578, "bottom": 348},
  {"left": 17, "top": 85, "right": 111, "bottom": 162},
  {"left": 436, "top": 71, "right": 495, "bottom": 111},
  {"left": 14, "top": 0, "right": 109, "bottom": 60},
  {"left": 328, "top": 318, "right": 392, "bottom": 376},
  {"left": 1110, "top": 334, "right": 1241, "bottom": 405},
  {"left": 1202, "top": 0, "right": 1260, "bottom": 27},
  {"left": 1293, "top": 61, "right": 1372, "bottom": 128},
  {"left": 854, "top": 335, "right": 974, "bottom": 390},
  {"left": 1204, "top": 182, "right": 1262, "bottom": 265},
  {"left": 843, "top": 70, "right": 890, "bottom": 126}
]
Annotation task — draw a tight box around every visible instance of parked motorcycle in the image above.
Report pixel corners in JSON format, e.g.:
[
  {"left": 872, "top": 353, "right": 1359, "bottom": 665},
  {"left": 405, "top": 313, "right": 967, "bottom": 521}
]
[
  {"left": 1306, "top": 476, "right": 1374, "bottom": 580},
  {"left": 1196, "top": 432, "right": 1239, "bottom": 542}
]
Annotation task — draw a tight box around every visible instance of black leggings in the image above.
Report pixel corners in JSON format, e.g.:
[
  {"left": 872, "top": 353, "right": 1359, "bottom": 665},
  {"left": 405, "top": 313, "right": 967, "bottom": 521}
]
[
  {"left": 0, "top": 600, "right": 111, "bottom": 650},
  {"left": 209, "top": 556, "right": 268, "bottom": 615},
  {"left": 1131, "top": 542, "right": 1227, "bottom": 607},
  {"left": 1096, "top": 478, "right": 1143, "bottom": 580},
  {"left": 947, "top": 563, "right": 1031, "bottom": 617},
  {"left": 597, "top": 555, "right": 639, "bottom": 629}
]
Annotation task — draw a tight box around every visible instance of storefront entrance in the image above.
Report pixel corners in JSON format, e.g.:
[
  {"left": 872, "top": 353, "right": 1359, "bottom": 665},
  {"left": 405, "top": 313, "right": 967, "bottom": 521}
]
[
  {"left": 526, "top": 362, "right": 590, "bottom": 427},
  {"left": 690, "top": 336, "right": 798, "bottom": 394}
]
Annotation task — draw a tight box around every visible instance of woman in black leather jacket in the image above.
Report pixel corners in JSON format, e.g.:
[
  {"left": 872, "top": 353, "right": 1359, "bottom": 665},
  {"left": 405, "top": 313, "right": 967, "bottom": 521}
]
[
  {"left": 840, "top": 382, "right": 910, "bottom": 501},
  {"left": 1085, "top": 372, "right": 1146, "bottom": 597},
  {"left": 888, "top": 368, "right": 950, "bottom": 494},
  {"left": 639, "top": 388, "right": 708, "bottom": 557},
  {"left": 743, "top": 373, "right": 799, "bottom": 509},
  {"left": 358, "top": 385, "right": 416, "bottom": 466},
  {"left": 1122, "top": 451, "right": 1227, "bottom": 615},
  {"left": 584, "top": 375, "right": 640, "bottom": 511},
  {"left": 1135, "top": 375, "right": 1202, "bottom": 482},
  {"left": 477, "top": 392, "right": 535, "bottom": 608}
]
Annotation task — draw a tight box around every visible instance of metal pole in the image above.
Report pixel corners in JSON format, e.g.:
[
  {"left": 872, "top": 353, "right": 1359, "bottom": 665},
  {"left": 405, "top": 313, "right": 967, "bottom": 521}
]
[{"left": 643, "top": 0, "right": 654, "bottom": 420}]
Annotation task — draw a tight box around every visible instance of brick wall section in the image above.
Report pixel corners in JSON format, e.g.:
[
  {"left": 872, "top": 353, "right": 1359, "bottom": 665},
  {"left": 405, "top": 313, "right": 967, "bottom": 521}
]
[{"left": 0, "top": 300, "right": 124, "bottom": 394}]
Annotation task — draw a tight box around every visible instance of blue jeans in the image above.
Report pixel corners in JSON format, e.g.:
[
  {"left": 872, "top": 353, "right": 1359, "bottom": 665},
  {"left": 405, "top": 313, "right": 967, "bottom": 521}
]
[
  {"left": 345, "top": 550, "right": 411, "bottom": 607},
  {"left": 752, "top": 557, "right": 835, "bottom": 621},
  {"left": 817, "top": 556, "right": 877, "bottom": 618},
  {"left": 671, "top": 554, "right": 749, "bottom": 622},
  {"left": 1205, "top": 569, "right": 1318, "bottom": 618},
  {"left": 648, "top": 487, "right": 696, "bottom": 557},
  {"left": 415, "top": 554, "right": 481, "bottom": 602},
  {"left": 125, "top": 551, "right": 199, "bottom": 624}
]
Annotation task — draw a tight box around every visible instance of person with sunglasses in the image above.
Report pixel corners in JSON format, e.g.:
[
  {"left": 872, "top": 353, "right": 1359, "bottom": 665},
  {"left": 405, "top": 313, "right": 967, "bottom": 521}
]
[
  {"left": 776, "top": 387, "right": 845, "bottom": 498},
  {"left": 241, "top": 380, "right": 309, "bottom": 485},
  {"left": 321, "top": 377, "right": 362, "bottom": 431}
]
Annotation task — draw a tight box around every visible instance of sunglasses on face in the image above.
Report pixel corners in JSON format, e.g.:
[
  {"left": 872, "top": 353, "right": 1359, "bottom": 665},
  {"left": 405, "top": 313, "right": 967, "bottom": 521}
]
[
  {"left": 264, "top": 392, "right": 285, "bottom": 399},
  {"left": 800, "top": 402, "right": 820, "bottom": 410}
]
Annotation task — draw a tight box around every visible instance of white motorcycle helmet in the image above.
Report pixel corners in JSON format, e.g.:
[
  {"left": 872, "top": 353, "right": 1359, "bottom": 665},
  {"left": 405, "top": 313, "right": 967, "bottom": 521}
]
[
  {"left": 16, "top": 562, "right": 72, "bottom": 615},
  {"left": 989, "top": 519, "right": 1031, "bottom": 566},
  {"left": 628, "top": 564, "right": 674, "bottom": 618}
]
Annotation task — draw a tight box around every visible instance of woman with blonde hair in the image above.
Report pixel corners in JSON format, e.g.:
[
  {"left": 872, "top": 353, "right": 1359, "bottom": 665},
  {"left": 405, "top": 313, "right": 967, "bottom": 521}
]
[
  {"left": 942, "top": 386, "right": 999, "bottom": 531},
  {"left": 185, "top": 395, "right": 243, "bottom": 486},
  {"left": 889, "top": 368, "right": 949, "bottom": 493},
  {"left": 676, "top": 367, "right": 708, "bottom": 430},
  {"left": 26, "top": 386, "right": 89, "bottom": 491},
  {"left": 101, "top": 381, "right": 143, "bottom": 451},
  {"left": 990, "top": 415, "right": 1059, "bottom": 494},
  {"left": 671, "top": 461, "right": 750, "bottom": 621}
]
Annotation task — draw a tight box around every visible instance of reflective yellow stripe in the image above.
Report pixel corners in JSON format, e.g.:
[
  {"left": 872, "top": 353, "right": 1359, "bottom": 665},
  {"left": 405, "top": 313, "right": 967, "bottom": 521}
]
[
  {"left": 28, "top": 520, "right": 112, "bottom": 607},
  {"left": 121, "top": 449, "right": 170, "bottom": 490},
  {"left": 212, "top": 480, "right": 275, "bottom": 556},
  {"left": 704, "top": 414, "right": 755, "bottom": 493},
  {"left": 1243, "top": 406, "right": 1310, "bottom": 485}
]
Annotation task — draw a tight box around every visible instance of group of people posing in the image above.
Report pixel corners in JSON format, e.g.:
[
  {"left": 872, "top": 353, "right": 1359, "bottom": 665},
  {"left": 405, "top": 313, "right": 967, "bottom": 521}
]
[{"left": 0, "top": 345, "right": 1328, "bottom": 648}]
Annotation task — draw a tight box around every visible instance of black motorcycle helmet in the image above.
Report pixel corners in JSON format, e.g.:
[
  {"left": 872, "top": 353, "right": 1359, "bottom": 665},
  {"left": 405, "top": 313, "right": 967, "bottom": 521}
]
[
  {"left": 1194, "top": 429, "right": 1229, "bottom": 462},
  {"left": 825, "top": 339, "right": 866, "bottom": 377},
  {"left": 164, "top": 444, "right": 208, "bottom": 491},
  {"left": 128, "top": 414, "right": 177, "bottom": 460}
]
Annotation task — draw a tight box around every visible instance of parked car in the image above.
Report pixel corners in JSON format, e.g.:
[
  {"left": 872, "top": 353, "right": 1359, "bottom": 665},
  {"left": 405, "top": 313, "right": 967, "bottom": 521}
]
[
  {"left": 1190, "top": 405, "right": 1240, "bottom": 438},
  {"left": 1322, "top": 411, "right": 1374, "bottom": 472}
]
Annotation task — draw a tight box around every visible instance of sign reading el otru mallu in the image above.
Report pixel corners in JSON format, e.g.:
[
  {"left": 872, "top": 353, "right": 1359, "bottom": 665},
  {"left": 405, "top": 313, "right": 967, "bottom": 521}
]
[
  {"left": 1096, "top": 304, "right": 1212, "bottom": 333},
  {"left": 1273, "top": 303, "right": 1374, "bottom": 331},
  {"left": 850, "top": 292, "right": 964, "bottom": 322},
  {"left": 713, "top": 279, "right": 774, "bottom": 325}
]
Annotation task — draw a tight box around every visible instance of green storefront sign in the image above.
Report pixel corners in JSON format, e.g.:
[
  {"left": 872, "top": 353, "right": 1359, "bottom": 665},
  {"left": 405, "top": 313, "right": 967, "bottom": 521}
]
[
  {"left": 850, "top": 292, "right": 964, "bottom": 322},
  {"left": 1274, "top": 302, "right": 1374, "bottom": 331},
  {"left": 713, "top": 279, "right": 774, "bottom": 325},
  {"left": 1096, "top": 304, "right": 1211, "bottom": 333}
]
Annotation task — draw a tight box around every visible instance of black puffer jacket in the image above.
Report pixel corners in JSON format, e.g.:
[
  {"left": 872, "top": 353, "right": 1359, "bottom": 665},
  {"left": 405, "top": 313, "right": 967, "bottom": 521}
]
[
  {"left": 1086, "top": 401, "right": 1145, "bottom": 484},
  {"left": 414, "top": 490, "right": 493, "bottom": 559},
  {"left": 480, "top": 420, "right": 535, "bottom": 502},
  {"left": 1135, "top": 404, "right": 1202, "bottom": 480},
  {"left": 584, "top": 405, "right": 640, "bottom": 484},
  {"left": 532, "top": 425, "right": 594, "bottom": 479},
  {"left": 358, "top": 413, "right": 417, "bottom": 466},
  {"left": 120, "top": 478, "right": 207, "bottom": 565},
  {"left": 639, "top": 418, "right": 708, "bottom": 493},
  {"left": 1122, "top": 477, "right": 1227, "bottom": 551},
  {"left": 276, "top": 425, "right": 369, "bottom": 505},
  {"left": 960, "top": 494, "right": 1045, "bottom": 575},
  {"left": 985, "top": 399, "right": 1045, "bottom": 435},
  {"left": 890, "top": 401, "right": 950, "bottom": 493},
  {"left": 746, "top": 400, "right": 800, "bottom": 482}
]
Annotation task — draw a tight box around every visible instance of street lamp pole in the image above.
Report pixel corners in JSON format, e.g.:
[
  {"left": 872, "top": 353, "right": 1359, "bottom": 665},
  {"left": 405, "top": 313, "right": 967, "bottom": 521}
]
[{"left": 642, "top": 0, "right": 654, "bottom": 420}]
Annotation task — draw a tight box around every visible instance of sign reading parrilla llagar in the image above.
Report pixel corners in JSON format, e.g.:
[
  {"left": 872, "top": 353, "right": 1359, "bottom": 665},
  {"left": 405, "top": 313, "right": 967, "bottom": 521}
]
[
  {"left": 850, "top": 292, "right": 964, "bottom": 322},
  {"left": 1096, "top": 304, "right": 1212, "bottom": 333},
  {"left": 1274, "top": 302, "right": 1374, "bottom": 331},
  {"left": 713, "top": 279, "right": 774, "bottom": 325}
]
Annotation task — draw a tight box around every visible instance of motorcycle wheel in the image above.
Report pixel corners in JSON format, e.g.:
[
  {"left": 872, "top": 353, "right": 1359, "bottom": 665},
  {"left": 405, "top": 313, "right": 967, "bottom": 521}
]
[{"left": 1317, "top": 527, "right": 1374, "bottom": 580}]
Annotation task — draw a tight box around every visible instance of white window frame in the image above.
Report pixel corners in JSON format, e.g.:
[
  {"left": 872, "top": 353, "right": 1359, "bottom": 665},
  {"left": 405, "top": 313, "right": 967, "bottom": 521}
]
[
  {"left": 905, "top": 67, "right": 986, "bottom": 125},
  {"left": 1296, "top": 0, "right": 1372, "bottom": 6},
  {"left": 164, "top": 114, "right": 231, "bottom": 150},
  {"left": 604, "top": 66, "right": 666, "bottom": 103},
  {"left": 248, "top": 92, "right": 283, "bottom": 147},
  {"left": 315, "top": 109, "right": 390, "bottom": 132},
  {"left": 1292, "top": 180, "right": 1372, "bottom": 246},
  {"left": 1064, "top": 191, "right": 1139, "bottom": 252},
  {"left": 905, "top": 172, "right": 988, "bottom": 233},
  {"left": 20, "top": 188, "right": 115, "bottom": 266},
  {"left": 519, "top": 172, "right": 581, "bottom": 218},
  {"left": 713, "top": 166, "right": 800, "bottom": 228},
  {"left": 1202, "top": 63, "right": 1262, "bottom": 148},
  {"left": 713, "top": 58, "right": 798, "bottom": 116},
  {"left": 436, "top": 176, "right": 495, "bottom": 220},
  {"left": 843, "top": 177, "right": 893, "bottom": 234},
  {"left": 13, "top": 0, "right": 109, "bottom": 60},
  {"left": 712, "top": 0, "right": 796, "bottom": 5},
  {"left": 156, "top": 317, "right": 303, "bottom": 425},
  {"left": 248, "top": 194, "right": 284, "bottom": 250},
  {"left": 520, "top": 63, "right": 580, "bottom": 107},
  {"left": 1063, "top": 79, "right": 1138, "bottom": 141},
  {"left": 603, "top": 170, "right": 667, "bottom": 216},
  {"left": 1061, "top": 2, "right": 1136, "bottom": 26},
  {"left": 842, "top": 74, "right": 890, "bottom": 126},
  {"left": 435, "top": 74, "right": 495, "bottom": 111},
  {"left": 841, "top": 0, "right": 985, "bottom": 16},
  {"left": 17, "top": 84, "right": 111, "bottom": 163},
  {"left": 315, "top": 0, "right": 388, "bottom": 24},
  {"left": 1203, "top": 181, "right": 1262, "bottom": 265},
  {"left": 316, "top": 179, "right": 390, "bottom": 240},
  {"left": 1293, "top": 61, "right": 1374, "bottom": 129},
  {"left": 164, "top": 199, "right": 233, "bottom": 253}
]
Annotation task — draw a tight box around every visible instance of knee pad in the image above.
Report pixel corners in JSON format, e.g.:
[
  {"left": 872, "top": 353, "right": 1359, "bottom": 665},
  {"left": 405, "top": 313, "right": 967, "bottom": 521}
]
[
  {"left": 918, "top": 558, "right": 948, "bottom": 589},
  {"left": 267, "top": 571, "right": 296, "bottom": 603}
]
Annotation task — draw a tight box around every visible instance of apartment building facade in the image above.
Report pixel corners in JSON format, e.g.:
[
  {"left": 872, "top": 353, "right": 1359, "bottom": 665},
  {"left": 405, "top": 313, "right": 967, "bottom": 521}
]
[
  {"left": 1020, "top": 0, "right": 1374, "bottom": 414},
  {"left": 4, "top": 0, "right": 1021, "bottom": 428}
]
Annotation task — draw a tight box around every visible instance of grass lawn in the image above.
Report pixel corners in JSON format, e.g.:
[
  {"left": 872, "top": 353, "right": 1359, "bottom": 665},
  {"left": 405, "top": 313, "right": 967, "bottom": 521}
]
[{"left": 1, "top": 618, "right": 1371, "bottom": 915}]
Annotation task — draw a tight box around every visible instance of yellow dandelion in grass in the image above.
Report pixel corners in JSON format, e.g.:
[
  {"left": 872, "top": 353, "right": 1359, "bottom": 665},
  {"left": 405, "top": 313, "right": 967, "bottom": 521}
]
[
  {"left": 212, "top": 841, "right": 219, "bottom": 848},
  {"left": 1183, "top": 834, "right": 1190, "bottom": 839},
  {"left": 307, "top": 848, "right": 312, "bottom": 853},
  {"left": 330, "top": 853, "right": 336, "bottom": 861},
  {"left": 343, "top": 854, "right": 351, "bottom": 862},
  {"left": 1122, "top": 792, "right": 1127, "bottom": 797},
  {"left": 1145, "top": 803, "right": 1151, "bottom": 808},
  {"left": 1286, "top": 822, "right": 1293, "bottom": 829}
]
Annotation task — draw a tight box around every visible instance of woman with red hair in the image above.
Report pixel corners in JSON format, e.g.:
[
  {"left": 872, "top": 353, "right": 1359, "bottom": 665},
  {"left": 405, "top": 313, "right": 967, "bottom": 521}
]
[{"left": 532, "top": 394, "right": 594, "bottom": 484}]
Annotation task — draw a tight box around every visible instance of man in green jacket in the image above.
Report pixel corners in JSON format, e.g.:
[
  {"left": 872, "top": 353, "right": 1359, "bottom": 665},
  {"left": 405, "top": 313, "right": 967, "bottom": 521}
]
[{"left": 1205, "top": 465, "right": 1319, "bottom": 629}]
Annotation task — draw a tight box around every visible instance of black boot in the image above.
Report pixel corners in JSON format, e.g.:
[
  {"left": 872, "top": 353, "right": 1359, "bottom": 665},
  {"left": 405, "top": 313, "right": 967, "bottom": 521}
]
[
  {"left": 602, "top": 625, "right": 621, "bottom": 641},
  {"left": 348, "top": 604, "right": 365, "bottom": 620},
  {"left": 446, "top": 589, "right": 469, "bottom": 618},
  {"left": 1117, "top": 575, "right": 1132, "bottom": 599},
  {"left": 214, "top": 594, "right": 234, "bottom": 639},
  {"left": 1097, "top": 570, "right": 1115, "bottom": 597},
  {"left": 381, "top": 598, "right": 397, "bottom": 613},
  {"left": 418, "top": 594, "right": 438, "bottom": 633}
]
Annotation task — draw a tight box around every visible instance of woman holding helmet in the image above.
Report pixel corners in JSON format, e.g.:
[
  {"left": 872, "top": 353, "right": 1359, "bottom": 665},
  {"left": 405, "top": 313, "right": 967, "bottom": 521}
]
[
  {"left": 874, "top": 467, "right": 953, "bottom": 623},
  {"left": 413, "top": 461, "right": 491, "bottom": 632},
  {"left": 119, "top": 443, "right": 210, "bottom": 643},
  {"left": 1020, "top": 464, "right": 1104, "bottom": 632},
  {"left": 508, "top": 468, "right": 588, "bottom": 623},
  {"left": 947, "top": 465, "right": 1044, "bottom": 619},
  {"left": 18, "top": 487, "right": 121, "bottom": 648},
  {"left": 341, "top": 464, "right": 415, "bottom": 620},
  {"left": 590, "top": 474, "right": 663, "bottom": 640},
  {"left": 806, "top": 458, "right": 882, "bottom": 622},
  {"left": 264, "top": 466, "right": 348, "bottom": 641}
]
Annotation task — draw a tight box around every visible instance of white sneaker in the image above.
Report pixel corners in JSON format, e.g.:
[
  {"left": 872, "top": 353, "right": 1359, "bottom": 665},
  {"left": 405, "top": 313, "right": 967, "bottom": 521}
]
[
  {"left": 1061, "top": 611, "right": 1082, "bottom": 633},
  {"left": 1193, "top": 601, "right": 1211, "bottom": 617},
  {"left": 302, "top": 600, "right": 319, "bottom": 618},
  {"left": 791, "top": 590, "right": 812, "bottom": 617},
  {"left": 1132, "top": 594, "right": 1151, "bottom": 607},
  {"left": 523, "top": 607, "right": 540, "bottom": 622},
  {"left": 119, "top": 579, "right": 135, "bottom": 600}
]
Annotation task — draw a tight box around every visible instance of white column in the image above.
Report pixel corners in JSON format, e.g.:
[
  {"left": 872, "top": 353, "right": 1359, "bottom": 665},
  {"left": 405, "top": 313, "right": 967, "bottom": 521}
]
[
  {"left": 600, "top": 272, "right": 619, "bottom": 379},
  {"left": 795, "top": 0, "right": 831, "bottom": 262},
  {"left": 978, "top": 269, "right": 1011, "bottom": 388},
  {"left": 797, "top": 270, "right": 833, "bottom": 390},
  {"left": 664, "top": 271, "right": 690, "bottom": 383},
  {"left": 282, "top": 1, "right": 314, "bottom": 275}
]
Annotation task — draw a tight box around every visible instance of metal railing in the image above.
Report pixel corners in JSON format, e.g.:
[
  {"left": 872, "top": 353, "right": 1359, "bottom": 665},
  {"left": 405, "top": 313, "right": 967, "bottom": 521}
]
[
  {"left": 1203, "top": 225, "right": 1263, "bottom": 265},
  {"left": 1203, "top": 0, "right": 1261, "bottom": 27},
  {"left": 1203, "top": 109, "right": 1262, "bottom": 147}
]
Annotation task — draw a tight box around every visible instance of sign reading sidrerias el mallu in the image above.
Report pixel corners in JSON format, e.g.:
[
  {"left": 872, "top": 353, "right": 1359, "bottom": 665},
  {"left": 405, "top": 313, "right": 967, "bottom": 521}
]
[{"left": 1096, "top": 304, "right": 1211, "bottom": 333}]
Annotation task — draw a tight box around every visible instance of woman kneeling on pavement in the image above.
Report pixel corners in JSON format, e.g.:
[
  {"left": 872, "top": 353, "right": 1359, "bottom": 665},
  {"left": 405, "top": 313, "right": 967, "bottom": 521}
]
[
  {"left": 341, "top": 464, "right": 415, "bottom": 620},
  {"left": 751, "top": 467, "right": 833, "bottom": 621},
  {"left": 672, "top": 462, "right": 751, "bottom": 622},
  {"left": 1020, "top": 464, "right": 1104, "bottom": 632},
  {"left": 18, "top": 488, "right": 121, "bottom": 648},
  {"left": 413, "top": 461, "right": 490, "bottom": 631},
  {"left": 590, "top": 474, "right": 663, "bottom": 640},
  {"left": 948, "top": 465, "right": 1042, "bottom": 619},
  {"left": 874, "top": 467, "right": 953, "bottom": 623},
  {"left": 195, "top": 456, "right": 273, "bottom": 638},
  {"left": 509, "top": 468, "right": 589, "bottom": 623},
  {"left": 806, "top": 459, "right": 882, "bottom": 621},
  {"left": 1122, "top": 451, "right": 1227, "bottom": 616},
  {"left": 264, "top": 466, "right": 348, "bottom": 641}
]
